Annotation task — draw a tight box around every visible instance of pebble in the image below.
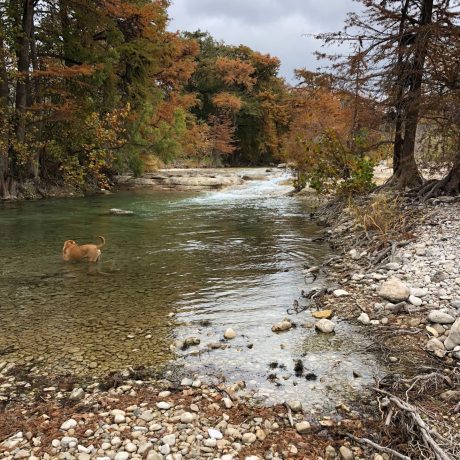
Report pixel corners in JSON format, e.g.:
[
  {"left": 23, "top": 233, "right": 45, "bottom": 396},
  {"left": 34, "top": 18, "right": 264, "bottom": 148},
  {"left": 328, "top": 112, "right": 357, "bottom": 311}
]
[
  {"left": 357, "top": 312, "right": 370, "bottom": 325},
  {"left": 157, "top": 401, "right": 172, "bottom": 410},
  {"left": 208, "top": 428, "right": 223, "bottom": 439},
  {"left": 60, "top": 419, "right": 77, "bottom": 431},
  {"left": 333, "top": 289, "right": 350, "bottom": 297},
  {"left": 339, "top": 445, "right": 354, "bottom": 460},
  {"left": 295, "top": 421, "right": 311, "bottom": 433},
  {"left": 428, "top": 310, "right": 455, "bottom": 324},
  {"left": 271, "top": 319, "right": 292, "bottom": 332},
  {"left": 224, "top": 328, "right": 237, "bottom": 339}
]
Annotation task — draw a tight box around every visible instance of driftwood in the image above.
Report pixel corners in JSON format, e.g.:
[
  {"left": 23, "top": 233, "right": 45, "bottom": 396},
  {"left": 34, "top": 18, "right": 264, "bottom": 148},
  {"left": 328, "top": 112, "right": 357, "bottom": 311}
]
[
  {"left": 374, "top": 388, "right": 454, "bottom": 460},
  {"left": 346, "top": 433, "right": 410, "bottom": 460}
]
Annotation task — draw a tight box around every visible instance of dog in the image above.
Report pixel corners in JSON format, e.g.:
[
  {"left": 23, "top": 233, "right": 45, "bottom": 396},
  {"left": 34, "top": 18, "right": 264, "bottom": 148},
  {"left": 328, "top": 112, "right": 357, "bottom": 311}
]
[{"left": 62, "top": 236, "right": 105, "bottom": 262}]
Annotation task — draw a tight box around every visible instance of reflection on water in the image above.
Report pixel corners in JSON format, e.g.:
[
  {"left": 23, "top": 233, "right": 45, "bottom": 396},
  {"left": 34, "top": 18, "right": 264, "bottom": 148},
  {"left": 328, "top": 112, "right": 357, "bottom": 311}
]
[{"left": 0, "top": 170, "right": 380, "bottom": 406}]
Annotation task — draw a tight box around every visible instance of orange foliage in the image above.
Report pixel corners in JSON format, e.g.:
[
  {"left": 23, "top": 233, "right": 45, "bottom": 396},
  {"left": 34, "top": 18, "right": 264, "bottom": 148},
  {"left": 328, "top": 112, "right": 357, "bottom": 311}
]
[
  {"left": 215, "top": 57, "right": 256, "bottom": 90},
  {"left": 211, "top": 92, "right": 243, "bottom": 113}
]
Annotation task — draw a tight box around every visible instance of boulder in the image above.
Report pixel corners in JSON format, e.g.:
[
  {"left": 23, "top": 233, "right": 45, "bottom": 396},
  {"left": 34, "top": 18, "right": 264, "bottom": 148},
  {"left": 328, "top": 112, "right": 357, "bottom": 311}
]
[{"left": 378, "top": 278, "right": 410, "bottom": 303}]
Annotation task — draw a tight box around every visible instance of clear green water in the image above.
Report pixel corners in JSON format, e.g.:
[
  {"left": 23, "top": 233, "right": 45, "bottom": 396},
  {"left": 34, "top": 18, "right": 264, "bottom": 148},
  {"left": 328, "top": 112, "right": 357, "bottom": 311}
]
[{"left": 0, "top": 171, "right": 379, "bottom": 406}]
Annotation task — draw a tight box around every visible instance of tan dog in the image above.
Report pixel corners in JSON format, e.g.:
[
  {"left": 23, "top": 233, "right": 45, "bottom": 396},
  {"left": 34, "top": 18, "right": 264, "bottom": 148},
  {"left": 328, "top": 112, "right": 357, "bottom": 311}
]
[{"left": 62, "top": 236, "right": 105, "bottom": 262}]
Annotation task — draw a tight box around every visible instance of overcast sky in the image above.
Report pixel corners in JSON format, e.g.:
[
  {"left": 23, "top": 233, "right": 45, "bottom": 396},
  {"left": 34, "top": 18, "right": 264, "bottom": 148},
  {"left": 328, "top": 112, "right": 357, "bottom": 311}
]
[{"left": 167, "top": 0, "right": 360, "bottom": 83}]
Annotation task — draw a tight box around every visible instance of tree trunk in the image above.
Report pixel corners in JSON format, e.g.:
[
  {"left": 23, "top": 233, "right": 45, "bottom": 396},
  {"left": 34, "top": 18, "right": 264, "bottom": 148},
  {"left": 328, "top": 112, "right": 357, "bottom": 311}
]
[
  {"left": 0, "top": 25, "right": 11, "bottom": 198},
  {"left": 391, "top": 0, "right": 410, "bottom": 175},
  {"left": 390, "top": 0, "right": 433, "bottom": 188},
  {"left": 14, "top": 0, "right": 38, "bottom": 180}
]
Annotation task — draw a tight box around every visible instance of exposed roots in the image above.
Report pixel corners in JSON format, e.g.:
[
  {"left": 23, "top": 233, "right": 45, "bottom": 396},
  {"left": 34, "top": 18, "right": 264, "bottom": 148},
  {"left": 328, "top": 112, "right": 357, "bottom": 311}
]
[{"left": 417, "top": 176, "right": 460, "bottom": 202}]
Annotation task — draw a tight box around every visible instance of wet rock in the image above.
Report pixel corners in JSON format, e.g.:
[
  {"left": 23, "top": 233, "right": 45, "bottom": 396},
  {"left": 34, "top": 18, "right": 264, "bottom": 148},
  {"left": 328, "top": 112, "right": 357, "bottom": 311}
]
[
  {"left": 183, "top": 336, "right": 200, "bottom": 347},
  {"left": 378, "top": 278, "right": 410, "bottom": 303},
  {"left": 109, "top": 208, "right": 134, "bottom": 216},
  {"left": 312, "top": 310, "right": 333, "bottom": 319},
  {"left": 428, "top": 310, "right": 455, "bottom": 324},
  {"left": 271, "top": 319, "right": 292, "bottom": 333},
  {"left": 224, "top": 328, "right": 237, "bottom": 339},
  {"left": 315, "top": 318, "right": 336, "bottom": 333}
]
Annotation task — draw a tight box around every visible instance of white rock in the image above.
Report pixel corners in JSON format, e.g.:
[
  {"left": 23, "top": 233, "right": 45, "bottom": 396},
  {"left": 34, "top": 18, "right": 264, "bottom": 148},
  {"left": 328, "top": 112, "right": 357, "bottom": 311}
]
[
  {"left": 157, "top": 401, "right": 171, "bottom": 410},
  {"left": 125, "top": 442, "right": 137, "bottom": 453},
  {"left": 411, "top": 287, "right": 428, "bottom": 298},
  {"left": 315, "top": 318, "right": 336, "bottom": 333},
  {"left": 180, "top": 378, "right": 193, "bottom": 386},
  {"left": 208, "top": 428, "right": 223, "bottom": 440},
  {"left": 114, "top": 453, "right": 129, "bottom": 460},
  {"left": 180, "top": 412, "right": 194, "bottom": 423},
  {"left": 162, "top": 434, "right": 176, "bottom": 446},
  {"left": 378, "top": 278, "right": 410, "bottom": 303},
  {"left": 333, "top": 289, "right": 350, "bottom": 297},
  {"left": 113, "top": 414, "right": 125, "bottom": 424},
  {"left": 444, "top": 318, "right": 460, "bottom": 350},
  {"left": 60, "top": 419, "right": 77, "bottom": 431},
  {"left": 69, "top": 388, "right": 85, "bottom": 401},
  {"left": 408, "top": 295, "right": 423, "bottom": 307},
  {"left": 242, "top": 433, "right": 257, "bottom": 444},
  {"left": 357, "top": 313, "right": 370, "bottom": 325}
]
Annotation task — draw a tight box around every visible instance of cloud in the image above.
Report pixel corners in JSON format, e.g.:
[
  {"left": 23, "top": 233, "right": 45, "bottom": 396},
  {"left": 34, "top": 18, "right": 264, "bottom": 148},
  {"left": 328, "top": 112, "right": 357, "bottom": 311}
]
[{"left": 167, "top": 0, "right": 360, "bottom": 82}]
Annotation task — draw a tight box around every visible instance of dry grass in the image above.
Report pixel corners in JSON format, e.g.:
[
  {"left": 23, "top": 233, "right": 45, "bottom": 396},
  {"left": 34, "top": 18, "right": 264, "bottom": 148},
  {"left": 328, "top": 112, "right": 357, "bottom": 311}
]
[{"left": 348, "top": 193, "right": 417, "bottom": 252}]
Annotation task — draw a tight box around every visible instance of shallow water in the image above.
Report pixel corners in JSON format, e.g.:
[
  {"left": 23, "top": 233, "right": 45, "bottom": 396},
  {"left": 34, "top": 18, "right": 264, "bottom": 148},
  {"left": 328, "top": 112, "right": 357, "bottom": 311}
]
[{"left": 0, "top": 169, "right": 380, "bottom": 407}]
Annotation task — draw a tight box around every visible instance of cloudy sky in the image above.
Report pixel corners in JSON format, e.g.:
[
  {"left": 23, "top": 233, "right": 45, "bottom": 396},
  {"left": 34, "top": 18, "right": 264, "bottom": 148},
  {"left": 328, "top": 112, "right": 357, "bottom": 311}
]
[{"left": 167, "top": 0, "right": 360, "bottom": 83}]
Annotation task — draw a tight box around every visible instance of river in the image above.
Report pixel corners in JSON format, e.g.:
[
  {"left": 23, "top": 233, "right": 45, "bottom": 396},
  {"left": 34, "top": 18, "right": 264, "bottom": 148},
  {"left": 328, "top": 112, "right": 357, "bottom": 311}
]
[{"left": 0, "top": 169, "right": 380, "bottom": 409}]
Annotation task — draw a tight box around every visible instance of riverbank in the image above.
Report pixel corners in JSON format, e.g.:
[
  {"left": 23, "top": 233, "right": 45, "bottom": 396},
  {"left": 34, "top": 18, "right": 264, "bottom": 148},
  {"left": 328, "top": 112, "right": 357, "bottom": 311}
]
[
  {"left": 1, "top": 168, "right": 286, "bottom": 201},
  {"left": 308, "top": 194, "right": 460, "bottom": 459}
]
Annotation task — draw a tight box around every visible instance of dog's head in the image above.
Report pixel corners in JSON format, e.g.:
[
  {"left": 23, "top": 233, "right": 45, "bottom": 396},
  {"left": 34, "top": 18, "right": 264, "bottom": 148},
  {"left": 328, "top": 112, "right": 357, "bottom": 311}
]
[{"left": 63, "top": 240, "right": 77, "bottom": 252}]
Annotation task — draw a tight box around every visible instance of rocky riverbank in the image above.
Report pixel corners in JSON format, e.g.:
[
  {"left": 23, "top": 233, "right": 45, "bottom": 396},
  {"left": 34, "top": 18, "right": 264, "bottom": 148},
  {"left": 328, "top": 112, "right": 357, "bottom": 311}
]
[
  {"left": 307, "top": 195, "right": 460, "bottom": 459},
  {"left": 0, "top": 363, "right": 379, "bottom": 460}
]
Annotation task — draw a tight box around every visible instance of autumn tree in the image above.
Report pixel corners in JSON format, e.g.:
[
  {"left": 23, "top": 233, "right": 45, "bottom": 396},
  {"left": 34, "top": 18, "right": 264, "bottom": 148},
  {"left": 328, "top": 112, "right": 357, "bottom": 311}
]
[{"left": 315, "top": 0, "right": 460, "bottom": 190}]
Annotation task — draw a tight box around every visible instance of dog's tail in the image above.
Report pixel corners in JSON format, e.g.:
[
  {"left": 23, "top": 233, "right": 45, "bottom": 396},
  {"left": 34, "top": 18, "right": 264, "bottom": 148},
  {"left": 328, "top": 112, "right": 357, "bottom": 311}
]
[{"left": 97, "top": 236, "right": 105, "bottom": 249}]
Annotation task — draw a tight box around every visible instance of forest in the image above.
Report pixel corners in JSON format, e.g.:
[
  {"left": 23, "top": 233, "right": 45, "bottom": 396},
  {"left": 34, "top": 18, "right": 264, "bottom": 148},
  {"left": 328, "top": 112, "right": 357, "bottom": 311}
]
[{"left": 0, "top": 0, "right": 459, "bottom": 199}]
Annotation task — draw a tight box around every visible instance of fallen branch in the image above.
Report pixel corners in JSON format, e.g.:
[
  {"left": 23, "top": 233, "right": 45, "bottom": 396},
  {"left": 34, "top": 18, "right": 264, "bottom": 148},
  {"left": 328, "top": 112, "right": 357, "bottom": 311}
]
[
  {"left": 284, "top": 402, "right": 294, "bottom": 427},
  {"left": 346, "top": 433, "right": 410, "bottom": 460}
]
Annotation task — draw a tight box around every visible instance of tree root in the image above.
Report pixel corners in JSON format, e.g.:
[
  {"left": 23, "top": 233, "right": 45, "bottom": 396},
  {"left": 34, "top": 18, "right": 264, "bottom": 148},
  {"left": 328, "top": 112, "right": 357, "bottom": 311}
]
[
  {"left": 374, "top": 388, "right": 455, "bottom": 460},
  {"left": 417, "top": 176, "right": 460, "bottom": 202}
]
